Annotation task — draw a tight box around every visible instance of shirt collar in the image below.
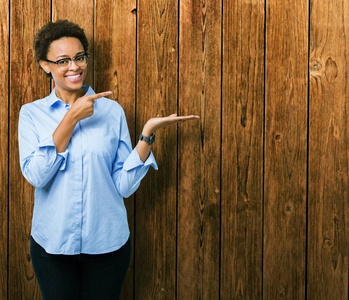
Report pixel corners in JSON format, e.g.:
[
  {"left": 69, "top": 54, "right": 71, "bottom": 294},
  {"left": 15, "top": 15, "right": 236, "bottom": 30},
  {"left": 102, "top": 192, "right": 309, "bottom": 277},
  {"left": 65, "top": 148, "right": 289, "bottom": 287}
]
[{"left": 46, "top": 85, "right": 95, "bottom": 107}]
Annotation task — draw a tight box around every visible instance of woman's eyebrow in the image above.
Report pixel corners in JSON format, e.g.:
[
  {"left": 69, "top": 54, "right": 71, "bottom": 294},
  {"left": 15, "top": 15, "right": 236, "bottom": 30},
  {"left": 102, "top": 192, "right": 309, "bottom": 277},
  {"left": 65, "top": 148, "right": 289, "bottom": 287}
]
[{"left": 55, "top": 51, "right": 85, "bottom": 59}]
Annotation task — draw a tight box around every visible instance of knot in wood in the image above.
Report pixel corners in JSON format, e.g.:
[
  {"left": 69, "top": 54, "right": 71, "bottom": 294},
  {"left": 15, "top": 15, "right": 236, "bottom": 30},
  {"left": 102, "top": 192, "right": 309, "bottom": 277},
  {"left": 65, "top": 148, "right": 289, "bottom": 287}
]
[
  {"left": 323, "top": 238, "right": 332, "bottom": 249},
  {"left": 310, "top": 57, "right": 338, "bottom": 82},
  {"left": 279, "top": 289, "right": 286, "bottom": 297},
  {"left": 324, "top": 57, "right": 338, "bottom": 82},
  {"left": 310, "top": 57, "right": 324, "bottom": 77},
  {"left": 311, "top": 62, "right": 322, "bottom": 72},
  {"left": 284, "top": 203, "right": 293, "bottom": 214}
]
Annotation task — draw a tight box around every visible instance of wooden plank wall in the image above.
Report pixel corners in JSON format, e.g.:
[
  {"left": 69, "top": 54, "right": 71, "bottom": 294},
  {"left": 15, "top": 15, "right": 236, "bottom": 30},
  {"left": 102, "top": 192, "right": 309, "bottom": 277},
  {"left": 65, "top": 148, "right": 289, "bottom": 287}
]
[
  {"left": 264, "top": 0, "right": 308, "bottom": 298},
  {"left": 1, "top": 0, "right": 349, "bottom": 299},
  {"left": 0, "top": 1, "right": 9, "bottom": 299},
  {"left": 308, "top": 0, "right": 349, "bottom": 298}
]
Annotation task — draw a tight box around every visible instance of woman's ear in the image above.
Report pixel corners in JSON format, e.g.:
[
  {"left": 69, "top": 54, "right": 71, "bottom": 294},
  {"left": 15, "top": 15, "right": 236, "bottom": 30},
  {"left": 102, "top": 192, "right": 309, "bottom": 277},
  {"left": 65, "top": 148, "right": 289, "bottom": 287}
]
[{"left": 39, "top": 60, "right": 51, "bottom": 74}]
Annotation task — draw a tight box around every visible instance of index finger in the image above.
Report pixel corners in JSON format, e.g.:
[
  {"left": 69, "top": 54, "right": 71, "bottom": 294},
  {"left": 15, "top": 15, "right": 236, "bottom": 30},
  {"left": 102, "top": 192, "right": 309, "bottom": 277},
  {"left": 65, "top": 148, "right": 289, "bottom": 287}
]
[{"left": 89, "top": 91, "right": 113, "bottom": 100}]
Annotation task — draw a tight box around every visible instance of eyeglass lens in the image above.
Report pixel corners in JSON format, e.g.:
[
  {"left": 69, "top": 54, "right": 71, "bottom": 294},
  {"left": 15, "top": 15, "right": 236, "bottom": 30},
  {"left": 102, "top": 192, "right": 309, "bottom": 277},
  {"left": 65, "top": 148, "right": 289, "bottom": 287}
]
[{"left": 58, "top": 55, "right": 88, "bottom": 70}]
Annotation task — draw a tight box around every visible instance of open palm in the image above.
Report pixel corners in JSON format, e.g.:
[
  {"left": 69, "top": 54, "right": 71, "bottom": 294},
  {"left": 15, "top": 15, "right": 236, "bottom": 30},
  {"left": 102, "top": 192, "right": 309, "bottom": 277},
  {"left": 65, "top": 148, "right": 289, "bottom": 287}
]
[{"left": 144, "top": 114, "right": 200, "bottom": 135}]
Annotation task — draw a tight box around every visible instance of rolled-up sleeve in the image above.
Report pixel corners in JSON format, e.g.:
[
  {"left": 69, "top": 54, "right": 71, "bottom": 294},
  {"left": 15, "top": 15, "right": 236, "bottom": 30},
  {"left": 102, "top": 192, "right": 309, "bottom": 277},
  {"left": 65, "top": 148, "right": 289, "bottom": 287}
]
[
  {"left": 112, "top": 112, "right": 158, "bottom": 198},
  {"left": 18, "top": 106, "right": 68, "bottom": 188}
]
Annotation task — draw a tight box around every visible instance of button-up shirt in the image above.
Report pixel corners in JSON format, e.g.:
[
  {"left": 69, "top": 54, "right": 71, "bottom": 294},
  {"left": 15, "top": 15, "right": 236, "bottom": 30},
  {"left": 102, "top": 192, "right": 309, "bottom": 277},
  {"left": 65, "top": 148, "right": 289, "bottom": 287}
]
[{"left": 18, "top": 85, "right": 157, "bottom": 255}]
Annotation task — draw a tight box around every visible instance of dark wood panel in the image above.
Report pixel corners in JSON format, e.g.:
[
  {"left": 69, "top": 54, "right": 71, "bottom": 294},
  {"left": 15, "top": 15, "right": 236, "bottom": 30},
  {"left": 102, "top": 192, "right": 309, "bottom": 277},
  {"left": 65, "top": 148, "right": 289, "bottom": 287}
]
[
  {"left": 221, "top": 0, "right": 264, "bottom": 298},
  {"left": 308, "top": 0, "right": 349, "bottom": 298},
  {"left": 9, "top": 0, "right": 51, "bottom": 299},
  {"left": 263, "top": 0, "right": 308, "bottom": 298},
  {"left": 135, "top": 0, "right": 178, "bottom": 299},
  {"left": 177, "top": 0, "right": 221, "bottom": 299},
  {"left": 52, "top": 0, "right": 94, "bottom": 87},
  {"left": 5, "top": 0, "right": 349, "bottom": 299},
  {"left": 0, "top": 0, "right": 9, "bottom": 299},
  {"left": 94, "top": 0, "right": 137, "bottom": 298}
]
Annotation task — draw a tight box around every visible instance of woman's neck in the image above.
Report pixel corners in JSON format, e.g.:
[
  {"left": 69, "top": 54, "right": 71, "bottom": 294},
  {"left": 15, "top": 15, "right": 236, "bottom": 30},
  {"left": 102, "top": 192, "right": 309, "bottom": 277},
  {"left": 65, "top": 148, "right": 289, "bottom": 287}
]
[{"left": 55, "top": 87, "right": 86, "bottom": 105}]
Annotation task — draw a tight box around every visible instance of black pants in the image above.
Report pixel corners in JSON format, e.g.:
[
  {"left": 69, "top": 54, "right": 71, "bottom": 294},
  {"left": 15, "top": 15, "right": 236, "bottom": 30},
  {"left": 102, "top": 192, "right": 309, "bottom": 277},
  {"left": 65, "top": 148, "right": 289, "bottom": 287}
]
[{"left": 30, "top": 236, "right": 131, "bottom": 300}]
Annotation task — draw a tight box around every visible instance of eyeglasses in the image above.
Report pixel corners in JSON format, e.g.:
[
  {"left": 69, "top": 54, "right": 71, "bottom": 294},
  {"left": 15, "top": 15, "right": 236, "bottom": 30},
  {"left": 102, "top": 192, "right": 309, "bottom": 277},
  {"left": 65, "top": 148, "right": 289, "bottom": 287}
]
[{"left": 46, "top": 53, "right": 90, "bottom": 71}]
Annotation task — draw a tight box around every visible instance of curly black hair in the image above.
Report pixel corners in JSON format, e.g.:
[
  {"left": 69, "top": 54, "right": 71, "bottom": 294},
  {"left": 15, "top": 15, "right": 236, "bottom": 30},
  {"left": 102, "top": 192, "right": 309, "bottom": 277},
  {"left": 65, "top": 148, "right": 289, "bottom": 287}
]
[{"left": 34, "top": 20, "right": 89, "bottom": 78}]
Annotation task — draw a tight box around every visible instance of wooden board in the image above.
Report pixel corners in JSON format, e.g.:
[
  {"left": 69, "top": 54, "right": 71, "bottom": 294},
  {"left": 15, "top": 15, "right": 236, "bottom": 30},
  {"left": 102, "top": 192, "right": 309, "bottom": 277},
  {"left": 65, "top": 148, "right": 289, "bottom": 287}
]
[
  {"left": 94, "top": 0, "right": 137, "bottom": 298},
  {"left": 52, "top": 0, "right": 94, "bottom": 87},
  {"left": 221, "top": 0, "right": 265, "bottom": 298},
  {"left": 135, "top": 0, "right": 178, "bottom": 298},
  {"left": 0, "top": 0, "right": 9, "bottom": 298},
  {"left": 4, "top": 0, "right": 349, "bottom": 298},
  {"left": 177, "top": 0, "right": 221, "bottom": 298},
  {"left": 308, "top": 0, "right": 349, "bottom": 298},
  {"left": 9, "top": 0, "right": 51, "bottom": 299},
  {"left": 263, "top": 0, "right": 308, "bottom": 298}
]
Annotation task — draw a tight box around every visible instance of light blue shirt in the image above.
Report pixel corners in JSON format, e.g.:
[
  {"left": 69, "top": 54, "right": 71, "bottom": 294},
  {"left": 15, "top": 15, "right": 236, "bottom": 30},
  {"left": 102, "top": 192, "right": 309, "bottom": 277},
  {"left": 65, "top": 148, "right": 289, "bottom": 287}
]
[{"left": 18, "top": 85, "right": 157, "bottom": 255}]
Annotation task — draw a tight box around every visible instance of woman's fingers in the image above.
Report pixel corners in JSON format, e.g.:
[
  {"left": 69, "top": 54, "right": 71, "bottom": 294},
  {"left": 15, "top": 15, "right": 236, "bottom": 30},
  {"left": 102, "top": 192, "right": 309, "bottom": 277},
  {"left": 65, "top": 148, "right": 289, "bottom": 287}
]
[
  {"left": 89, "top": 91, "right": 112, "bottom": 101},
  {"left": 70, "top": 91, "right": 112, "bottom": 122},
  {"left": 167, "top": 115, "right": 200, "bottom": 123},
  {"left": 147, "top": 114, "right": 200, "bottom": 132},
  {"left": 85, "top": 91, "right": 112, "bottom": 106},
  {"left": 76, "top": 91, "right": 112, "bottom": 105}
]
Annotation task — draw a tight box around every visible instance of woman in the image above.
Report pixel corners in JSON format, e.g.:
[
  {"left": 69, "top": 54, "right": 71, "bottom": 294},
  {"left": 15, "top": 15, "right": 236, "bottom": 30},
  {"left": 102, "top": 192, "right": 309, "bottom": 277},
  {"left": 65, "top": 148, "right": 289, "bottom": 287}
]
[{"left": 18, "top": 19, "right": 199, "bottom": 300}]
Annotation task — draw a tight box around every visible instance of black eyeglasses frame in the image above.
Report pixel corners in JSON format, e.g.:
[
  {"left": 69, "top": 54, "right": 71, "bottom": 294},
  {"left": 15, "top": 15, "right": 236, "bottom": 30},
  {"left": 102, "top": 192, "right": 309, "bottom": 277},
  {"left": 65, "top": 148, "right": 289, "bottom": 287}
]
[{"left": 45, "top": 53, "right": 90, "bottom": 69}]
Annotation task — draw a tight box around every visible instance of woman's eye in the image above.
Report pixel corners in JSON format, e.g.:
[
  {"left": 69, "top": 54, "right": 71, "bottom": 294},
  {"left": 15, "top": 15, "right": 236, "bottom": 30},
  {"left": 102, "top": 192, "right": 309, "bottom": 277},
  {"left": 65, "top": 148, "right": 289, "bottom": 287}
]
[
  {"left": 75, "top": 56, "right": 85, "bottom": 62},
  {"left": 57, "top": 59, "right": 69, "bottom": 65}
]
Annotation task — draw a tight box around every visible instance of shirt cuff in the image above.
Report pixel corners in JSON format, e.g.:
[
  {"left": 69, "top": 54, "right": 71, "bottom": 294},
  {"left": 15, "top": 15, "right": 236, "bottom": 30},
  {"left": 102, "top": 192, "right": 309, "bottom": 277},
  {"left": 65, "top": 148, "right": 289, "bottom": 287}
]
[
  {"left": 123, "top": 148, "right": 158, "bottom": 171},
  {"left": 37, "top": 135, "right": 69, "bottom": 171}
]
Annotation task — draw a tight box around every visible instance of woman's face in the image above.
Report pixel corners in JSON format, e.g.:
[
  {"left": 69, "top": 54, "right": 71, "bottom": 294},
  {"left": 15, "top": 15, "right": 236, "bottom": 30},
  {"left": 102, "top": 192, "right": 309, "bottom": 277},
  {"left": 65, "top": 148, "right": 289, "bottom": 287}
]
[{"left": 40, "top": 37, "right": 87, "bottom": 95}]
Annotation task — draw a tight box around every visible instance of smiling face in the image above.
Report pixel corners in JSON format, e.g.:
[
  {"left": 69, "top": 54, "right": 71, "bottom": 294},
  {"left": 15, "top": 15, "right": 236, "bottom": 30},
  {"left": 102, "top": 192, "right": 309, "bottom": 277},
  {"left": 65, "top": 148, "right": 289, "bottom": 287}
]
[{"left": 39, "top": 37, "right": 88, "bottom": 100}]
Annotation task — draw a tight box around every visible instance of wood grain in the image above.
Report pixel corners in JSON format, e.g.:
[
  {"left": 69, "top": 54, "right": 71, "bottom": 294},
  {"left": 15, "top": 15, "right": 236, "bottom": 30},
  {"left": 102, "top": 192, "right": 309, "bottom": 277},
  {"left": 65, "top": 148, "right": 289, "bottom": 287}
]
[
  {"left": 4, "top": 0, "right": 349, "bottom": 298},
  {"left": 9, "top": 0, "right": 51, "bottom": 299},
  {"left": 0, "top": 0, "right": 9, "bottom": 298},
  {"left": 94, "top": 0, "right": 137, "bottom": 298},
  {"left": 177, "top": 0, "right": 221, "bottom": 299},
  {"left": 308, "top": 0, "right": 349, "bottom": 298},
  {"left": 264, "top": 0, "right": 308, "bottom": 298},
  {"left": 135, "top": 0, "right": 178, "bottom": 298},
  {"left": 221, "top": 0, "right": 265, "bottom": 298},
  {"left": 52, "top": 0, "right": 94, "bottom": 87}
]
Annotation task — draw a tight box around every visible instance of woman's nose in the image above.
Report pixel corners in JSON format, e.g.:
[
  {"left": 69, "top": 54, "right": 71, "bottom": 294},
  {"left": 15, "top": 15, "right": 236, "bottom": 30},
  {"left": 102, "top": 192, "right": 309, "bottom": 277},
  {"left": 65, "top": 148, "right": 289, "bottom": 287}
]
[{"left": 68, "top": 59, "right": 80, "bottom": 70}]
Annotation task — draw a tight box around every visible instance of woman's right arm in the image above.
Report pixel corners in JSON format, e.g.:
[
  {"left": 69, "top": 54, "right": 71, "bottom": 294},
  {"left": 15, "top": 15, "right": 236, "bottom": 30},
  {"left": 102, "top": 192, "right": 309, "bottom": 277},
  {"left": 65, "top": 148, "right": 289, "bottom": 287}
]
[
  {"left": 18, "top": 91, "right": 112, "bottom": 188},
  {"left": 18, "top": 106, "right": 68, "bottom": 188},
  {"left": 53, "top": 91, "right": 112, "bottom": 153}
]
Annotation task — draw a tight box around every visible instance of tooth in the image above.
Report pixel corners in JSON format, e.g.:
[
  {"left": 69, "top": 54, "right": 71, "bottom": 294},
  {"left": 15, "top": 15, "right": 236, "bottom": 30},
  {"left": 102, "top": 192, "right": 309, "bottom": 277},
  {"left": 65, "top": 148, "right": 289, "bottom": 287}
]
[{"left": 68, "top": 74, "right": 80, "bottom": 78}]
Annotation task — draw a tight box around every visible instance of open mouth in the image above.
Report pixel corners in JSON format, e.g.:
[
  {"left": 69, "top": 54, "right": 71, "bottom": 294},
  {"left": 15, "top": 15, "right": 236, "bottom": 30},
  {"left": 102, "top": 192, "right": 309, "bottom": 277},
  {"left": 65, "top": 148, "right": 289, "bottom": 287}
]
[{"left": 65, "top": 72, "right": 82, "bottom": 80}]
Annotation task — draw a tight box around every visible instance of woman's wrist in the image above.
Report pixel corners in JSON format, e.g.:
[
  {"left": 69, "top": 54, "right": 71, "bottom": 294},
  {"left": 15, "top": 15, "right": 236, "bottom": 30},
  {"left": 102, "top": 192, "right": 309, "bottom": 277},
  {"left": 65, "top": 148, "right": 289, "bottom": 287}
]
[
  {"left": 65, "top": 108, "right": 79, "bottom": 126},
  {"left": 141, "top": 122, "right": 154, "bottom": 137}
]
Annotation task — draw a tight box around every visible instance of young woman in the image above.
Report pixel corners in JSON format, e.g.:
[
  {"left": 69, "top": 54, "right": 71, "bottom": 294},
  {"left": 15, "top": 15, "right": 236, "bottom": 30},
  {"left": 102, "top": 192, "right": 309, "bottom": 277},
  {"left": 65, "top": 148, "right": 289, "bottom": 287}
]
[{"left": 18, "top": 19, "right": 199, "bottom": 300}]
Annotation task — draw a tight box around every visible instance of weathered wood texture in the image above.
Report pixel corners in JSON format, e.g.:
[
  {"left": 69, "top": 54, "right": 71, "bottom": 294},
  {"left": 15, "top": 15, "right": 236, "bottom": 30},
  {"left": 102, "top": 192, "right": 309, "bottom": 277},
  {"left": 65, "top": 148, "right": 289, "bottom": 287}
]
[
  {"left": 9, "top": 0, "right": 50, "bottom": 299},
  {"left": 178, "top": 0, "right": 221, "bottom": 299},
  {"left": 2, "top": 0, "right": 349, "bottom": 299},
  {"left": 264, "top": 0, "right": 308, "bottom": 298},
  {"left": 94, "top": 0, "right": 137, "bottom": 298},
  {"left": 135, "top": 1, "right": 178, "bottom": 299},
  {"left": 0, "top": 1, "right": 9, "bottom": 299},
  {"left": 308, "top": 0, "right": 349, "bottom": 299},
  {"left": 221, "top": 0, "right": 264, "bottom": 299}
]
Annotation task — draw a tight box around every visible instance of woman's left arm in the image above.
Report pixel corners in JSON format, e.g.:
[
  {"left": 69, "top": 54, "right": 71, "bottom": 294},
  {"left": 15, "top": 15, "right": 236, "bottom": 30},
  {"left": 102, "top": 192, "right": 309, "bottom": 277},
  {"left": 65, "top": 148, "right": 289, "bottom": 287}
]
[{"left": 112, "top": 113, "right": 199, "bottom": 198}]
